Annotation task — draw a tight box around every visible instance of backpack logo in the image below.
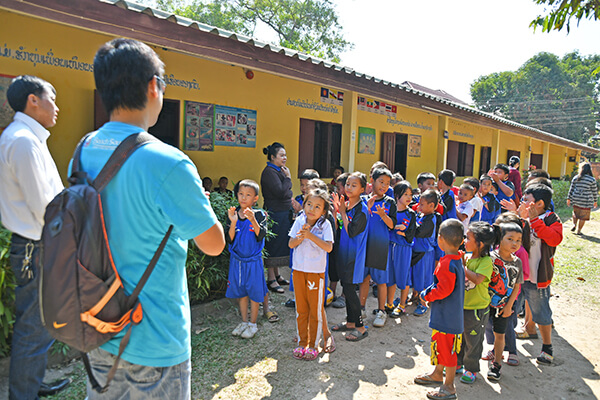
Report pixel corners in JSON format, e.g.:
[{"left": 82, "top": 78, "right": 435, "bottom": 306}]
[{"left": 53, "top": 321, "right": 67, "bottom": 329}]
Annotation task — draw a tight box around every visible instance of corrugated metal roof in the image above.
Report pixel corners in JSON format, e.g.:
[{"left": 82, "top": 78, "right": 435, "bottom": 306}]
[{"left": 99, "top": 0, "right": 597, "bottom": 154}]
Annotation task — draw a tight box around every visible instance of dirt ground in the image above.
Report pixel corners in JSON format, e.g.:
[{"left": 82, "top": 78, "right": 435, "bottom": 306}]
[{"left": 1, "top": 216, "right": 599, "bottom": 400}]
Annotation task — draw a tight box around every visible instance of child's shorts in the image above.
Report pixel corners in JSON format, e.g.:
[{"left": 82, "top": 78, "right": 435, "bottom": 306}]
[
  {"left": 226, "top": 257, "right": 267, "bottom": 303},
  {"left": 489, "top": 308, "right": 510, "bottom": 334},
  {"left": 365, "top": 266, "right": 388, "bottom": 285},
  {"left": 411, "top": 251, "right": 435, "bottom": 292},
  {"left": 522, "top": 281, "right": 553, "bottom": 326},
  {"left": 386, "top": 243, "right": 411, "bottom": 288},
  {"left": 431, "top": 329, "right": 462, "bottom": 367}
]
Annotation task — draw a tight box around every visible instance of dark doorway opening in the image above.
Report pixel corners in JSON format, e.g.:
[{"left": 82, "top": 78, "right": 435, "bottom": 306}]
[{"left": 381, "top": 132, "right": 408, "bottom": 178}]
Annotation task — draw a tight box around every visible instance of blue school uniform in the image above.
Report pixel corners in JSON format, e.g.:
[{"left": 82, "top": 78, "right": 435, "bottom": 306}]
[
  {"left": 480, "top": 193, "right": 501, "bottom": 224},
  {"left": 496, "top": 180, "right": 516, "bottom": 208},
  {"left": 225, "top": 208, "right": 268, "bottom": 303},
  {"left": 440, "top": 190, "right": 457, "bottom": 221},
  {"left": 337, "top": 201, "right": 369, "bottom": 284},
  {"left": 362, "top": 195, "right": 397, "bottom": 284},
  {"left": 411, "top": 213, "right": 439, "bottom": 292},
  {"left": 387, "top": 208, "right": 416, "bottom": 288}
]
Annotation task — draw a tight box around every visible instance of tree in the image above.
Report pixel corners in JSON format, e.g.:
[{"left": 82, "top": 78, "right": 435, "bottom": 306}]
[
  {"left": 470, "top": 51, "right": 600, "bottom": 143},
  {"left": 530, "top": 0, "right": 600, "bottom": 33},
  {"left": 149, "top": 0, "right": 352, "bottom": 62}
]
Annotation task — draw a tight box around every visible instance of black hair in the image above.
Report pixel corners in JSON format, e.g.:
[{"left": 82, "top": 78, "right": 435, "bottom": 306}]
[
  {"left": 495, "top": 212, "right": 530, "bottom": 253},
  {"left": 460, "top": 183, "right": 475, "bottom": 194},
  {"left": 372, "top": 167, "right": 392, "bottom": 181},
  {"left": 262, "top": 142, "right": 285, "bottom": 161},
  {"left": 493, "top": 222, "right": 523, "bottom": 248},
  {"left": 494, "top": 164, "right": 510, "bottom": 175},
  {"left": 348, "top": 171, "right": 367, "bottom": 189},
  {"left": 299, "top": 169, "right": 320, "bottom": 180},
  {"left": 305, "top": 188, "right": 331, "bottom": 218},
  {"left": 463, "top": 177, "right": 480, "bottom": 192},
  {"left": 392, "top": 172, "right": 404, "bottom": 182},
  {"left": 369, "top": 161, "right": 388, "bottom": 177},
  {"left": 576, "top": 163, "right": 593, "bottom": 181},
  {"left": 336, "top": 172, "right": 349, "bottom": 186},
  {"left": 202, "top": 177, "right": 212, "bottom": 184},
  {"left": 219, "top": 176, "right": 228, "bottom": 182},
  {"left": 479, "top": 174, "right": 493, "bottom": 183},
  {"left": 417, "top": 172, "right": 436, "bottom": 185},
  {"left": 393, "top": 180, "right": 413, "bottom": 201},
  {"left": 333, "top": 166, "right": 345, "bottom": 174},
  {"left": 526, "top": 177, "right": 552, "bottom": 189},
  {"left": 523, "top": 184, "right": 553, "bottom": 210},
  {"left": 439, "top": 219, "right": 464, "bottom": 248},
  {"left": 6, "top": 75, "right": 56, "bottom": 113},
  {"left": 438, "top": 169, "right": 456, "bottom": 187},
  {"left": 94, "top": 38, "right": 165, "bottom": 115},
  {"left": 307, "top": 178, "right": 327, "bottom": 191},
  {"left": 467, "top": 221, "right": 496, "bottom": 257},
  {"left": 420, "top": 189, "right": 439, "bottom": 207},
  {"left": 509, "top": 156, "right": 520, "bottom": 167},
  {"left": 528, "top": 169, "right": 550, "bottom": 179},
  {"left": 234, "top": 179, "right": 259, "bottom": 197}
]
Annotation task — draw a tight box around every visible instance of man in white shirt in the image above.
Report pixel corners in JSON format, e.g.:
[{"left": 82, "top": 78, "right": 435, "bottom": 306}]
[{"left": 0, "top": 75, "right": 70, "bottom": 399}]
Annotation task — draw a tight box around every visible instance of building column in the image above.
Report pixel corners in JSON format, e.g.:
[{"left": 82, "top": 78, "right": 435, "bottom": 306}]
[
  {"left": 341, "top": 90, "right": 358, "bottom": 172},
  {"left": 542, "top": 142, "right": 550, "bottom": 171},
  {"left": 436, "top": 116, "right": 449, "bottom": 173},
  {"left": 524, "top": 138, "right": 532, "bottom": 169},
  {"left": 491, "top": 129, "right": 500, "bottom": 166},
  {"left": 560, "top": 147, "right": 568, "bottom": 177}
]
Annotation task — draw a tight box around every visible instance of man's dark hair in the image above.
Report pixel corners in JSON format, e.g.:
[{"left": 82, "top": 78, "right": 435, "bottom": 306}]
[
  {"left": 417, "top": 172, "right": 436, "bottom": 185},
  {"left": 420, "top": 189, "right": 439, "bottom": 207},
  {"left": 234, "top": 179, "right": 259, "bottom": 197},
  {"left": 526, "top": 177, "right": 552, "bottom": 189},
  {"left": 438, "top": 169, "right": 456, "bottom": 187},
  {"left": 372, "top": 167, "right": 392, "bottom": 181},
  {"left": 299, "top": 169, "right": 320, "bottom": 180},
  {"left": 463, "top": 177, "right": 480, "bottom": 192},
  {"left": 94, "top": 38, "right": 165, "bottom": 115},
  {"left": 528, "top": 169, "right": 550, "bottom": 179},
  {"left": 494, "top": 164, "right": 510, "bottom": 175},
  {"left": 523, "top": 184, "right": 553, "bottom": 210},
  {"left": 439, "top": 219, "right": 464, "bottom": 248},
  {"left": 6, "top": 75, "right": 55, "bottom": 112}
]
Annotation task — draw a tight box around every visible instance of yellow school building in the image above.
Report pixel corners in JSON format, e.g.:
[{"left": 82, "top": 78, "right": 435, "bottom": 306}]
[{"left": 1, "top": 0, "right": 597, "bottom": 196}]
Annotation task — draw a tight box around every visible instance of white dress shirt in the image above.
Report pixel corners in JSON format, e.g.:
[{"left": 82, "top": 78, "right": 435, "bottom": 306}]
[{"left": 0, "top": 112, "right": 64, "bottom": 240}]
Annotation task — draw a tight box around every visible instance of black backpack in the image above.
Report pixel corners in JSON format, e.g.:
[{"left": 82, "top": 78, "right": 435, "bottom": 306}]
[{"left": 40, "top": 132, "right": 173, "bottom": 393}]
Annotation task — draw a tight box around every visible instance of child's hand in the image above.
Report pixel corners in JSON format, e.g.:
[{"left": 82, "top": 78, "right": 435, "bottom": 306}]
[
  {"left": 500, "top": 199, "right": 517, "bottom": 212},
  {"left": 367, "top": 195, "right": 376, "bottom": 212},
  {"left": 228, "top": 206, "right": 238, "bottom": 223},
  {"left": 395, "top": 223, "right": 407, "bottom": 232},
  {"left": 291, "top": 198, "right": 302, "bottom": 213},
  {"left": 243, "top": 208, "right": 256, "bottom": 222},
  {"left": 501, "top": 306, "right": 513, "bottom": 318},
  {"left": 296, "top": 224, "right": 311, "bottom": 241},
  {"left": 487, "top": 169, "right": 499, "bottom": 182},
  {"left": 374, "top": 204, "right": 387, "bottom": 218}
]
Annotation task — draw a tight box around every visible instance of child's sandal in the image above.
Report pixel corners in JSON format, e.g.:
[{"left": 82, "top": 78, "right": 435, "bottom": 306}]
[
  {"left": 292, "top": 347, "right": 306, "bottom": 360},
  {"left": 303, "top": 348, "right": 319, "bottom": 361}
]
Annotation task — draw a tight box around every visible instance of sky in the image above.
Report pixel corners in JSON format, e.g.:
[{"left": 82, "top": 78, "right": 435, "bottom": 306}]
[{"left": 325, "top": 0, "right": 600, "bottom": 104}]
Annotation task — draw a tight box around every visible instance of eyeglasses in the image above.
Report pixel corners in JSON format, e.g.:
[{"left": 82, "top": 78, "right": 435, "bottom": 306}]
[{"left": 153, "top": 75, "right": 166, "bottom": 95}]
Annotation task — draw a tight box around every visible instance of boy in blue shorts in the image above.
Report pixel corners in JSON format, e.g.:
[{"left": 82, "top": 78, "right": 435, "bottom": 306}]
[
  {"left": 360, "top": 167, "right": 397, "bottom": 327},
  {"left": 414, "top": 219, "right": 465, "bottom": 400},
  {"left": 226, "top": 179, "right": 269, "bottom": 339},
  {"left": 437, "top": 169, "right": 457, "bottom": 221}
]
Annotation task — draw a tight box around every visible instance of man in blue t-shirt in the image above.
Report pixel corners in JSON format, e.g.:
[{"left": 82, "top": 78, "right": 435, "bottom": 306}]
[{"left": 81, "top": 38, "right": 225, "bottom": 399}]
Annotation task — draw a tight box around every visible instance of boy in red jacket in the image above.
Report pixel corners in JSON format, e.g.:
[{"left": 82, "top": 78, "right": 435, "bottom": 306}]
[{"left": 518, "top": 184, "right": 562, "bottom": 365}]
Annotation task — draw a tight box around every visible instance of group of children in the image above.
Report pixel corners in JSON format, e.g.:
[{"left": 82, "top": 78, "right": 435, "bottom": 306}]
[{"left": 222, "top": 161, "right": 563, "bottom": 400}]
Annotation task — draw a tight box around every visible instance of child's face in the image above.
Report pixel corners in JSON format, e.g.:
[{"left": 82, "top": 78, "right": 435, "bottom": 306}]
[
  {"left": 500, "top": 231, "right": 522, "bottom": 254},
  {"left": 494, "top": 168, "right": 507, "bottom": 181},
  {"left": 418, "top": 198, "right": 435, "bottom": 215},
  {"left": 480, "top": 179, "right": 492, "bottom": 195},
  {"left": 521, "top": 193, "right": 545, "bottom": 216},
  {"left": 336, "top": 181, "right": 346, "bottom": 196},
  {"left": 437, "top": 180, "right": 448, "bottom": 192},
  {"left": 202, "top": 179, "right": 212, "bottom": 192},
  {"left": 419, "top": 178, "right": 435, "bottom": 191},
  {"left": 219, "top": 178, "right": 228, "bottom": 190},
  {"left": 464, "top": 230, "right": 479, "bottom": 254},
  {"left": 237, "top": 186, "right": 258, "bottom": 209},
  {"left": 372, "top": 175, "right": 391, "bottom": 197},
  {"left": 458, "top": 188, "right": 474, "bottom": 203},
  {"left": 397, "top": 188, "right": 413, "bottom": 208},
  {"left": 490, "top": 185, "right": 498, "bottom": 195},
  {"left": 300, "top": 178, "right": 309, "bottom": 195},
  {"left": 345, "top": 176, "right": 365, "bottom": 199},
  {"left": 333, "top": 168, "right": 342, "bottom": 180},
  {"left": 303, "top": 195, "right": 327, "bottom": 223}
]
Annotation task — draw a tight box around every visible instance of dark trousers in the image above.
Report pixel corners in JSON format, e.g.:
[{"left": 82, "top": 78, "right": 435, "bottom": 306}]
[
  {"left": 9, "top": 234, "right": 54, "bottom": 400},
  {"left": 342, "top": 281, "right": 363, "bottom": 327},
  {"left": 457, "top": 307, "right": 489, "bottom": 373}
]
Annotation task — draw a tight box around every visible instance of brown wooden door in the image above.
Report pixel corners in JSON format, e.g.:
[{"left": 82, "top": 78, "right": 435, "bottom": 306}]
[
  {"left": 381, "top": 132, "right": 396, "bottom": 172},
  {"left": 298, "top": 119, "right": 316, "bottom": 175}
]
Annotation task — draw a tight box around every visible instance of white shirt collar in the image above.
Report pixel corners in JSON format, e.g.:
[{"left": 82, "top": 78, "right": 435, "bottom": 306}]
[{"left": 13, "top": 111, "right": 50, "bottom": 142}]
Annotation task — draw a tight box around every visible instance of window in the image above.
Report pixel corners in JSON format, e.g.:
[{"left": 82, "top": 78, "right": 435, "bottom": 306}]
[
  {"left": 530, "top": 153, "right": 544, "bottom": 170},
  {"left": 446, "top": 140, "right": 474, "bottom": 176},
  {"left": 298, "top": 119, "right": 341, "bottom": 177}
]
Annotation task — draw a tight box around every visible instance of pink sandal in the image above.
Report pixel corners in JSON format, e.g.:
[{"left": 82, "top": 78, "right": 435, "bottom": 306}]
[
  {"left": 292, "top": 347, "right": 306, "bottom": 360},
  {"left": 303, "top": 348, "right": 319, "bottom": 361}
]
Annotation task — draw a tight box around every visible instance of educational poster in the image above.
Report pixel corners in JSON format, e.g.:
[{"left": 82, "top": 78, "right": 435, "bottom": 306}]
[
  {"left": 409, "top": 134, "right": 421, "bottom": 157},
  {"left": 357, "top": 96, "right": 397, "bottom": 117},
  {"left": 185, "top": 101, "right": 214, "bottom": 151},
  {"left": 358, "top": 127, "right": 376, "bottom": 154},
  {"left": 214, "top": 105, "right": 257, "bottom": 148},
  {"left": 0, "top": 74, "right": 15, "bottom": 129},
  {"left": 320, "top": 87, "right": 344, "bottom": 106}
]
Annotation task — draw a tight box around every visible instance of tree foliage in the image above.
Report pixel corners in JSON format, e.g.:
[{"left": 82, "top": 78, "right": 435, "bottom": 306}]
[
  {"left": 530, "top": 0, "right": 600, "bottom": 33},
  {"left": 150, "top": 0, "right": 352, "bottom": 62},
  {"left": 470, "top": 51, "right": 600, "bottom": 144}
]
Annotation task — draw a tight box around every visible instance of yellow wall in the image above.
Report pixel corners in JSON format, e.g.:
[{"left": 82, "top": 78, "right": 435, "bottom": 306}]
[
  {"left": 531, "top": 140, "right": 544, "bottom": 155},
  {"left": 499, "top": 131, "right": 527, "bottom": 165},
  {"left": 548, "top": 144, "right": 565, "bottom": 178},
  {"left": 447, "top": 119, "right": 495, "bottom": 182}
]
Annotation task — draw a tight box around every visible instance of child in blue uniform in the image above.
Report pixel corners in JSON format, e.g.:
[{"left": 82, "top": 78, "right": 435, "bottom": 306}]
[
  {"left": 360, "top": 168, "right": 397, "bottom": 327},
  {"left": 479, "top": 175, "right": 501, "bottom": 224},
  {"left": 438, "top": 169, "right": 457, "bottom": 221},
  {"left": 226, "top": 180, "right": 268, "bottom": 339},
  {"left": 489, "top": 164, "right": 515, "bottom": 212},
  {"left": 387, "top": 180, "right": 417, "bottom": 318},
  {"left": 412, "top": 189, "right": 442, "bottom": 317},
  {"left": 331, "top": 172, "right": 369, "bottom": 342}
]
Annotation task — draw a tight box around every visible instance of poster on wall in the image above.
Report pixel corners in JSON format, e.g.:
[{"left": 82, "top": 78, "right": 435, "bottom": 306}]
[
  {"left": 0, "top": 74, "right": 16, "bottom": 129},
  {"left": 409, "top": 134, "right": 421, "bottom": 157},
  {"left": 358, "top": 127, "right": 376, "bottom": 154},
  {"left": 185, "top": 101, "right": 214, "bottom": 151},
  {"left": 214, "top": 105, "right": 257, "bottom": 148}
]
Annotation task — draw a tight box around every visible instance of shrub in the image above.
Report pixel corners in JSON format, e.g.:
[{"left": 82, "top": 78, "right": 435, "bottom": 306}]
[
  {"left": 551, "top": 179, "right": 570, "bottom": 210},
  {"left": 0, "top": 226, "right": 15, "bottom": 357}
]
